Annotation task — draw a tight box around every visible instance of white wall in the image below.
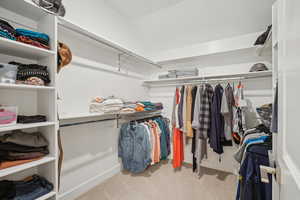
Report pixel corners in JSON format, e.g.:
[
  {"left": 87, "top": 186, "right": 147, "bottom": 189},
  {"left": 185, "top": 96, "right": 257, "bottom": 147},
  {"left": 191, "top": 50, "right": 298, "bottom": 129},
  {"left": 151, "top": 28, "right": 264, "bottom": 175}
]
[
  {"left": 63, "top": 0, "right": 146, "bottom": 56},
  {"left": 57, "top": 29, "right": 150, "bottom": 199},
  {"left": 148, "top": 62, "right": 273, "bottom": 173}
]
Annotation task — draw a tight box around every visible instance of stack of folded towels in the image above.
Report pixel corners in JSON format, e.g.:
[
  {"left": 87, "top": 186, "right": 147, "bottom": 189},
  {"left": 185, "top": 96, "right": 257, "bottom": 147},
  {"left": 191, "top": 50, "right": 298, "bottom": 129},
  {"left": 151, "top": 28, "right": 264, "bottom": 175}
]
[
  {"left": 0, "top": 175, "right": 53, "bottom": 199},
  {"left": 9, "top": 61, "right": 51, "bottom": 86},
  {"left": 90, "top": 97, "right": 124, "bottom": 114},
  {"left": 0, "top": 19, "right": 50, "bottom": 50},
  {"left": 0, "top": 130, "right": 49, "bottom": 170}
]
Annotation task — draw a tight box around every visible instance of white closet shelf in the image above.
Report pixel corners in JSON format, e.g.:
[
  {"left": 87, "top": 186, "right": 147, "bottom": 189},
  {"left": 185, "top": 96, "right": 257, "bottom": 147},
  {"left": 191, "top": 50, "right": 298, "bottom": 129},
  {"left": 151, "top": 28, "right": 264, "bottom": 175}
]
[
  {"left": 36, "top": 191, "right": 56, "bottom": 200},
  {"left": 0, "top": 156, "right": 56, "bottom": 178},
  {"left": 59, "top": 113, "right": 117, "bottom": 121},
  {"left": 0, "top": 122, "right": 56, "bottom": 132},
  {"left": 144, "top": 71, "right": 273, "bottom": 85},
  {"left": 0, "top": 83, "right": 55, "bottom": 91},
  {"left": 0, "top": 37, "right": 55, "bottom": 60},
  {"left": 58, "top": 18, "right": 162, "bottom": 68},
  {"left": 59, "top": 110, "right": 163, "bottom": 121},
  {"left": 0, "top": 0, "right": 48, "bottom": 21}
]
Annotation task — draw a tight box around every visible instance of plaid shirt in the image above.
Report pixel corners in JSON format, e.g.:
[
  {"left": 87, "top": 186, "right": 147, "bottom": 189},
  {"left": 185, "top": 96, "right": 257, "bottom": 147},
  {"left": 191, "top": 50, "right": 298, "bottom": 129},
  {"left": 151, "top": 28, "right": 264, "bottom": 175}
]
[{"left": 198, "top": 84, "right": 214, "bottom": 139}]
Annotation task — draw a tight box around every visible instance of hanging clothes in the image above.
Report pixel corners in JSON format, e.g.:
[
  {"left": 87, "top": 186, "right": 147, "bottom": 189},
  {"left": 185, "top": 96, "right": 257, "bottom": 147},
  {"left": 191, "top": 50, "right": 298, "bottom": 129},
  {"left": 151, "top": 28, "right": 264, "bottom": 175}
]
[
  {"left": 118, "top": 116, "right": 170, "bottom": 173},
  {"left": 190, "top": 86, "right": 198, "bottom": 172},
  {"left": 185, "top": 86, "right": 193, "bottom": 137},
  {"left": 178, "top": 86, "right": 185, "bottom": 129},
  {"left": 192, "top": 84, "right": 214, "bottom": 175},
  {"left": 221, "top": 83, "right": 235, "bottom": 141},
  {"left": 209, "top": 84, "right": 225, "bottom": 155},
  {"left": 232, "top": 82, "right": 247, "bottom": 143},
  {"left": 172, "top": 87, "right": 184, "bottom": 168}
]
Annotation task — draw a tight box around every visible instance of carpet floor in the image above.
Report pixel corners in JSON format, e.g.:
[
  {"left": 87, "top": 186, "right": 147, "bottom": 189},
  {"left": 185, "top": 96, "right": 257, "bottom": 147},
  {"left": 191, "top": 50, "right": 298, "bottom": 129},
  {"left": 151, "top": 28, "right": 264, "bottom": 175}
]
[{"left": 76, "top": 161, "right": 237, "bottom": 200}]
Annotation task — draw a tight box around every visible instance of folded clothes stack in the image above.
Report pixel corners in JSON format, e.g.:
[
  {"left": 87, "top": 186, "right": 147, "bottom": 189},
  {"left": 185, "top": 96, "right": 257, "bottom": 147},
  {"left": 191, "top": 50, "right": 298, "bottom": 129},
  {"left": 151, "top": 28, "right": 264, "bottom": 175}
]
[
  {"left": 0, "top": 175, "right": 53, "bottom": 200},
  {"left": 0, "top": 131, "right": 49, "bottom": 170},
  {"left": 90, "top": 97, "right": 124, "bottom": 114},
  {"left": 136, "top": 101, "right": 163, "bottom": 111},
  {"left": 17, "top": 115, "right": 47, "bottom": 124},
  {"left": 9, "top": 61, "right": 51, "bottom": 86},
  {"left": 16, "top": 29, "right": 50, "bottom": 50},
  {"left": 119, "top": 102, "right": 137, "bottom": 114},
  {"left": 0, "top": 19, "right": 51, "bottom": 50},
  {"left": 0, "top": 19, "right": 16, "bottom": 41}
]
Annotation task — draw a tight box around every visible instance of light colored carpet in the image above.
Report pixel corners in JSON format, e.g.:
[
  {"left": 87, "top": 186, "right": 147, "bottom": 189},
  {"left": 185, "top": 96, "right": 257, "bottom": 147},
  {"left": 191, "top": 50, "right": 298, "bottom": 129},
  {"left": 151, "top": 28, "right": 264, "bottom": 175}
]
[{"left": 76, "top": 161, "right": 237, "bottom": 200}]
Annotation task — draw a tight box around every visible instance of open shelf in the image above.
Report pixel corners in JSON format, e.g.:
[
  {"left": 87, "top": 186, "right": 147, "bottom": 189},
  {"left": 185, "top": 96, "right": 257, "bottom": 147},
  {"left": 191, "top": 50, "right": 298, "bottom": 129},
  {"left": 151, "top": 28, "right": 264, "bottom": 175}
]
[
  {"left": 58, "top": 17, "right": 161, "bottom": 68},
  {"left": 0, "top": 83, "right": 55, "bottom": 91},
  {"left": 59, "top": 112, "right": 117, "bottom": 121},
  {"left": 0, "top": 37, "right": 55, "bottom": 60},
  {"left": 36, "top": 191, "right": 56, "bottom": 200},
  {"left": 0, "top": 121, "right": 56, "bottom": 132},
  {"left": 0, "top": 0, "right": 49, "bottom": 21},
  {"left": 59, "top": 110, "right": 163, "bottom": 121},
  {"left": 0, "top": 156, "right": 56, "bottom": 178},
  {"left": 144, "top": 71, "right": 273, "bottom": 86}
]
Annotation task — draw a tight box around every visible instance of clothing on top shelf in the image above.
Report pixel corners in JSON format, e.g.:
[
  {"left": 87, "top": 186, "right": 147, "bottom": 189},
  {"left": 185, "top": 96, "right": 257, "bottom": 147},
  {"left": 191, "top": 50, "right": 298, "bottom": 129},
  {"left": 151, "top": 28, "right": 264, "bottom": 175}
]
[
  {"left": 0, "top": 19, "right": 51, "bottom": 50},
  {"left": 16, "top": 29, "right": 50, "bottom": 50},
  {"left": 118, "top": 116, "right": 170, "bottom": 173},
  {"left": 0, "top": 130, "right": 49, "bottom": 169},
  {"left": 90, "top": 97, "right": 163, "bottom": 114},
  {"left": 235, "top": 124, "right": 272, "bottom": 200},
  {"left": 90, "top": 97, "right": 124, "bottom": 114},
  {"left": 0, "top": 175, "right": 53, "bottom": 200},
  {"left": 9, "top": 62, "right": 51, "bottom": 86},
  {"left": 0, "top": 19, "right": 16, "bottom": 41}
]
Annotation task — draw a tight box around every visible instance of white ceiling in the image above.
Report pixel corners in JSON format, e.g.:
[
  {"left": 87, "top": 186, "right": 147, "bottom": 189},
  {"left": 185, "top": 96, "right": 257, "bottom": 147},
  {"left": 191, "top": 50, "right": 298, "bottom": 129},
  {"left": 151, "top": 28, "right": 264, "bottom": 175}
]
[
  {"left": 104, "top": 0, "right": 276, "bottom": 52},
  {"left": 104, "top": 0, "right": 184, "bottom": 19}
]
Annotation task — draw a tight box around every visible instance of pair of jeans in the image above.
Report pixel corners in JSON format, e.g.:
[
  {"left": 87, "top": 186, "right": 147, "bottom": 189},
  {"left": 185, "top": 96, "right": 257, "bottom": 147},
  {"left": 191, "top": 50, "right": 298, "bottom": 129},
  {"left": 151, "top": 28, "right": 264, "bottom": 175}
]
[
  {"left": 0, "top": 175, "right": 53, "bottom": 200},
  {"left": 14, "top": 175, "right": 53, "bottom": 200}
]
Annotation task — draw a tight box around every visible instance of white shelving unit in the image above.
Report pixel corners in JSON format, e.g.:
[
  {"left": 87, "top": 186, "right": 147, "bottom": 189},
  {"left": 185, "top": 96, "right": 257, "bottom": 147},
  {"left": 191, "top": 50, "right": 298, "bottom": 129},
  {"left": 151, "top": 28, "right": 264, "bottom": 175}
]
[{"left": 0, "top": 1, "right": 58, "bottom": 200}]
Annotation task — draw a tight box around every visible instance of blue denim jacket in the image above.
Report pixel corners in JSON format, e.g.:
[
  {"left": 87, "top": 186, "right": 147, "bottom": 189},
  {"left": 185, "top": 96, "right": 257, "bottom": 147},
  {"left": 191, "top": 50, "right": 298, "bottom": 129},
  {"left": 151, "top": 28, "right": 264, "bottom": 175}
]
[{"left": 118, "top": 123, "right": 151, "bottom": 173}]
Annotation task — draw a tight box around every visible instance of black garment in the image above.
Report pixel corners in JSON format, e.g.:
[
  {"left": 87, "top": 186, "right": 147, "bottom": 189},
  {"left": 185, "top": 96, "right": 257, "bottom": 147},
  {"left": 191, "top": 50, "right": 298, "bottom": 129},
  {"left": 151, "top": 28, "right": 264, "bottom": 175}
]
[
  {"left": 209, "top": 84, "right": 225, "bottom": 154},
  {"left": 0, "top": 142, "right": 49, "bottom": 155},
  {"left": 0, "top": 19, "right": 16, "bottom": 37},
  {"left": 254, "top": 25, "right": 272, "bottom": 45},
  {"left": 0, "top": 180, "right": 15, "bottom": 199},
  {"left": 178, "top": 86, "right": 185, "bottom": 129},
  {"left": 190, "top": 86, "right": 198, "bottom": 172},
  {"left": 17, "top": 115, "right": 47, "bottom": 124},
  {"left": 9, "top": 62, "right": 50, "bottom": 84}
]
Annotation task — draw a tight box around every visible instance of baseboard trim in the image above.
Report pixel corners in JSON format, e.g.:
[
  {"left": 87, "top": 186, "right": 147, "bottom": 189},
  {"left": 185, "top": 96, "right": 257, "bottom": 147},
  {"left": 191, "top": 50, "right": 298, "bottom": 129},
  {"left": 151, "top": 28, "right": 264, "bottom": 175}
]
[{"left": 58, "top": 164, "right": 121, "bottom": 200}]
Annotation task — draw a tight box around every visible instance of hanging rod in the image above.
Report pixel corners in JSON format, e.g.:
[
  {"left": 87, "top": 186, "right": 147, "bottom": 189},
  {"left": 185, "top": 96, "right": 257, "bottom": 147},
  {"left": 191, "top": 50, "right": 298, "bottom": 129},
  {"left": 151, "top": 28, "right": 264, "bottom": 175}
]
[
  {"left": 145, "top": 77, "right": 245, "bottom": 87},
  {"left": 144, "top": 72, "right": 273, "bottom": 87},
  {"left": 58, "top": 18, "right": 162, "bottom": 69}
]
